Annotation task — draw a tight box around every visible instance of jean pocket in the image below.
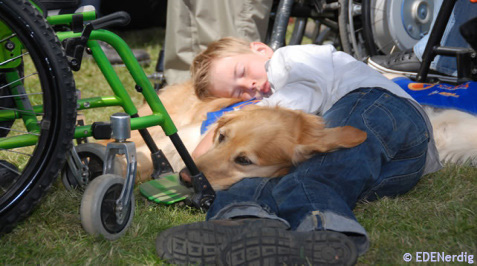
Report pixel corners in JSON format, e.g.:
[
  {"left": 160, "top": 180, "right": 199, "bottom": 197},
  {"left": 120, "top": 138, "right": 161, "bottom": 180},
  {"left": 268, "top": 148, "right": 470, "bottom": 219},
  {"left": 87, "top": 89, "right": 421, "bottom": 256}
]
[{"left": 362, "top": 94, "right": 428, "bottom": 159}]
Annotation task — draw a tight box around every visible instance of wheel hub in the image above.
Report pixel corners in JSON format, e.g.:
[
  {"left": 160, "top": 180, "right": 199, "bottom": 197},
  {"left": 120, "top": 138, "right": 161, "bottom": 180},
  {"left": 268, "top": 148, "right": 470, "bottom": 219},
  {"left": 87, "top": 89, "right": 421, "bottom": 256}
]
[
  {"left": 371, "top": 0, "right": 436, "bottom": 54},
  {"left": 402, "top": 0, "right": 433, "bottom": 39}
]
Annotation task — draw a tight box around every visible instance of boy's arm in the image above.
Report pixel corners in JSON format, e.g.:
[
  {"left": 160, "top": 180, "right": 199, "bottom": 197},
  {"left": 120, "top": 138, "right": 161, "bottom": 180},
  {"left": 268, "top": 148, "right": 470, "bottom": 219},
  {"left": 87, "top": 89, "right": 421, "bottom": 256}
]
[{"left": 191, "top": 124, "right": 216, "bottom": 159}]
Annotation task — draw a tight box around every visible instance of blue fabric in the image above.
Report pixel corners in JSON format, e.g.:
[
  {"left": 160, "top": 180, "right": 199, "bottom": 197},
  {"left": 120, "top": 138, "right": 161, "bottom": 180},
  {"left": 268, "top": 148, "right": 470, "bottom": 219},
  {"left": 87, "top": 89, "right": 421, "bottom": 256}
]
[
  {"left": 200, "top": 99, "right": 261, "bottom": 134},
  {"left": 206, "top": 88, "right": 429, "bottom": 255},
  {"left": 393, "top": 77, "right": 477, "bottom": 115}
]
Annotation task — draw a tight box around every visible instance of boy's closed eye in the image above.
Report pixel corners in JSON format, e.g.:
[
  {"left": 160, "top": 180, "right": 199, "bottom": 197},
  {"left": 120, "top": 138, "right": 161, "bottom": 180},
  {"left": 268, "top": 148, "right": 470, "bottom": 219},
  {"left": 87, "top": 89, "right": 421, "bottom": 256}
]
[{"left": 235, "top": 63, "right": 245, "bottom": 78}]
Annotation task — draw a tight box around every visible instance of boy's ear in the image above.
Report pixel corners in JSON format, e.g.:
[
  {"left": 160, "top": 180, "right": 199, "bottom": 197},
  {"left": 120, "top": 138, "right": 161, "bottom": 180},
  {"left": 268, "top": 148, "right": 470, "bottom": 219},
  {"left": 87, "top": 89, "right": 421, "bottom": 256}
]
[{"left": 250, "top": 42, "right": 274, "bottom": 58}]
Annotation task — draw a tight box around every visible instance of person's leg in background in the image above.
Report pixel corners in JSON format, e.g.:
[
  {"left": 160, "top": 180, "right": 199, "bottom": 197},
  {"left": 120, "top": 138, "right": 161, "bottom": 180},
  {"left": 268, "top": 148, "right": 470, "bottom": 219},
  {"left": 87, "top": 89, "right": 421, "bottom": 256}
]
[
  {"left": 163, "top": 0, "right": 273, "bottom": 85},
  {"left": 79, "top": 0, "right": 101, "bottom": 15},
  {"left": 413, "top": 0, "right": 476, "bottom": 76}
]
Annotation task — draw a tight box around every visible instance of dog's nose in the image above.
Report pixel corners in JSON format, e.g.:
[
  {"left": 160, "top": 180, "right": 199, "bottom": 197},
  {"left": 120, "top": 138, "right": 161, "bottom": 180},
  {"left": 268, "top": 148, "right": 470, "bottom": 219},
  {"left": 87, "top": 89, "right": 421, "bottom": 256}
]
[{"left": 179, "top": 167, "right": 192, "bottom": 187}]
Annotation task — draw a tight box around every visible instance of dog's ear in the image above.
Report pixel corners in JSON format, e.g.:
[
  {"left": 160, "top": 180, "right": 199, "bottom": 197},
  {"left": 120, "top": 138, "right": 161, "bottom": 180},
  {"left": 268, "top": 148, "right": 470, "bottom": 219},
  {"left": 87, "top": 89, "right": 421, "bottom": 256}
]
[{"left": 292, "top": 113, "right": 367, "bottom": 164}]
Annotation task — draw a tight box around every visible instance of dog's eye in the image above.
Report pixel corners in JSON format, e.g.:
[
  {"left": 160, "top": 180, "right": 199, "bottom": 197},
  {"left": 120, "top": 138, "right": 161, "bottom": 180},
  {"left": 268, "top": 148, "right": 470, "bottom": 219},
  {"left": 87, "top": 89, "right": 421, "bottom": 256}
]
[
  {"left": 234, "top": 156, "right": 253, "bottom": 166},
  {"left": 218, "top": 133, "right": 225, "bottom": 143}
]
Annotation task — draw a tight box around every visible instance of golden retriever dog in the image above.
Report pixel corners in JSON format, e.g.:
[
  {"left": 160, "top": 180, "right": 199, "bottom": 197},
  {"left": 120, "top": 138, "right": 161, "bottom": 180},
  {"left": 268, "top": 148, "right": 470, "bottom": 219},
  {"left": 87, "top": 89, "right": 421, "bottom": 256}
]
[{"left": 192, "top": 105, "right": 367, "bottom": 190}]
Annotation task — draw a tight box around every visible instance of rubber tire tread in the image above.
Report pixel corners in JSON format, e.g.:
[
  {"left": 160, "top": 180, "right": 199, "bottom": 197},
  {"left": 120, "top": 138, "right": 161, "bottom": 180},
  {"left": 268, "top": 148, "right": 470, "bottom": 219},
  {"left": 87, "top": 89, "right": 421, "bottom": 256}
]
[
  {"left": 0, "top": 0, "right": 76, "bottom": 234},
  {"left": 80, "top": 174, "right": 135, "bottom": 240}
]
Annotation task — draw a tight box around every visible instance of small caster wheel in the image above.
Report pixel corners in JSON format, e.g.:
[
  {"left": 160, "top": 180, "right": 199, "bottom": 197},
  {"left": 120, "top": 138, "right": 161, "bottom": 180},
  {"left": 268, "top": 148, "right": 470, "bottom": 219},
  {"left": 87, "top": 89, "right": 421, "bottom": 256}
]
[
  {"left": 62, "top": 143, "right": 123, "bottom": 190},
  {"left": 80, "top": 174, "right": 135, "bottom": 240}
]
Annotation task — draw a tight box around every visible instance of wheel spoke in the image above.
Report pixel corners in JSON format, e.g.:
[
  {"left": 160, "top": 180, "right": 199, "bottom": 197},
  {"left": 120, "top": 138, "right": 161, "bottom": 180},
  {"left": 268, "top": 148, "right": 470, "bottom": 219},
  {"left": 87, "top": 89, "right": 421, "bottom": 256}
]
[
  {"left": 0, "top": 33, "right": 17, "bottom": 43},
  {"left": 0, "top": 72, "right": 39, "bottom": 91},
  {"left": 0, "top": 105, "right": 44, "bottom": 116},
  {"left": 0, "top": 160, "right": 21, "bottom": 175},
  {"left": 0, "top": 52, "right": 29, "bottom": 67},
  {"left": 0, "top": 148, "right": 33, "bottom": 157}
]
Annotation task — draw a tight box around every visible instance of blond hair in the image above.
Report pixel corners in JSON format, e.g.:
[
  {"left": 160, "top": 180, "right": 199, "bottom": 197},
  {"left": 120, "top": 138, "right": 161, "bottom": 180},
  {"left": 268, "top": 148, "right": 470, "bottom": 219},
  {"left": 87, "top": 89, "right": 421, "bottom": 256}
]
[{"left": 191, "top": 37, "right": 254, "bottom": 100}]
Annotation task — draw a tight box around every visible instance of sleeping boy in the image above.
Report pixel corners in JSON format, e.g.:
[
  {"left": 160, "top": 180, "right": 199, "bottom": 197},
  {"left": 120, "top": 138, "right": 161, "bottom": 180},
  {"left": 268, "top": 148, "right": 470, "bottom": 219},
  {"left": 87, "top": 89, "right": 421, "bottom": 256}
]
[{"left": 155, "top": 37, "right": 442, "bottom": 265}]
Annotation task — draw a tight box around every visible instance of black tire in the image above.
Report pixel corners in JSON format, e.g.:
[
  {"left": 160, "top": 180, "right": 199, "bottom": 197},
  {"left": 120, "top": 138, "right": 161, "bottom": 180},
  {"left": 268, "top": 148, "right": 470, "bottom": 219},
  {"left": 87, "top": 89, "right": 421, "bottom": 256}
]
[
  {"left": 62, "top": 143, "right": 123, "bottom": 190},
  {"left": 0, "top": 0, "right": 76, "bottom": 234},
  {"left": 338, "top": 0, "right": 370, "bottom": 60},
  {"left": 80, "top": 174, "right": 135, "bottom": 240}
]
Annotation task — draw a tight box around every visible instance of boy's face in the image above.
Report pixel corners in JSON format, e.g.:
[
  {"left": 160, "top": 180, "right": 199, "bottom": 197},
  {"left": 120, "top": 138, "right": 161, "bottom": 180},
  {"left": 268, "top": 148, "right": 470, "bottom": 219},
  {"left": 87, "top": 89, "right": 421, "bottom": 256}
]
[{"left": 209, "top": 42, "right": 274, "bottom": 101}]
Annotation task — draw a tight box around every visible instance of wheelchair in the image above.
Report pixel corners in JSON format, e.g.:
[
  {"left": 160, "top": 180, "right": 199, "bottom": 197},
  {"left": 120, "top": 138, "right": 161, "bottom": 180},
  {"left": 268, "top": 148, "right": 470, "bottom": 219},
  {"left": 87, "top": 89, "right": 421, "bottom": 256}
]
[{"left": 0, "top": 0, "right": 214, "bottom": 239}]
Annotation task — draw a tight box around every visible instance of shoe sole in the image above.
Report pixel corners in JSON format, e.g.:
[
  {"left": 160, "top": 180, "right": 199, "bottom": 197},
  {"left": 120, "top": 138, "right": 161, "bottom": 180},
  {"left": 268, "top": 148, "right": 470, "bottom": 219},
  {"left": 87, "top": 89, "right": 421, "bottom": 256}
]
[
  {"left": 156, "top": 219, "right": 357, "bottom": 265},
  {"left": 367, "top": 57, "right": 457, "bottom": 83},
  {"left": 220, "top": 228, "right": 357, "bottom": 266},
  {"left": 156, "top": 219, "right": 287, "bottom": 265}
]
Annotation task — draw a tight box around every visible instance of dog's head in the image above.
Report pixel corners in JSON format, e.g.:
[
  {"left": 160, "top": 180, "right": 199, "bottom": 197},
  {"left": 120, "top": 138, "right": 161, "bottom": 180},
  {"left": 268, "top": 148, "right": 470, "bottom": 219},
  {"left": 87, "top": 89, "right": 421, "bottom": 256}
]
[{"left": 194, "top": 105, "right": 367, "bottom": 190}]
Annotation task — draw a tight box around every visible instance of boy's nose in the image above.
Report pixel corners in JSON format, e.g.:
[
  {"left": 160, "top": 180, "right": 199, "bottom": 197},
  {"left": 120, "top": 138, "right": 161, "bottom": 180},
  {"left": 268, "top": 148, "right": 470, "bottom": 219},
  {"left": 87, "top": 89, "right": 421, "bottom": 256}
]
[{"left": 250, "top": 81, "right": 257, "bottom": 90}]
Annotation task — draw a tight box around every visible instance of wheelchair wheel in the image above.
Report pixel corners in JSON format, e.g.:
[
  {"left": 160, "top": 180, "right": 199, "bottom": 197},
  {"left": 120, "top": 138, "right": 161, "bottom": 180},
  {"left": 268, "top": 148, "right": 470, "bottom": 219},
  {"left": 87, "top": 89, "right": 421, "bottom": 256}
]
[
  {"left": 362, "top": 0, "right": 434, "bottom": 55},
  {"left": 80, "top": 174, "right": 135, "bottom": 240},
  {"left": 0, "top": 0, "right": 76, "bottom": 234},
  {"left": 62, "top": 143, "right": 124, "bottom": 190},
  {"left": 338, "top": 0, "right": 434, "bottom": 59},
  {"left": 338, "top": 0, "right": 369, "bottom": 60}
]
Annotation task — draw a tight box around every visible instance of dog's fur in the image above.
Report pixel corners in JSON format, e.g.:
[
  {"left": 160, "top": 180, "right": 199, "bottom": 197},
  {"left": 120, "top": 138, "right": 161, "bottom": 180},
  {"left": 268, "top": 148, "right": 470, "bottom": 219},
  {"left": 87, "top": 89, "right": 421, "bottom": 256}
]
[
  {"left": 130, "top": 81, "right": 239, "bottom": 180},
  {"left": 131, "top": 80, "right": 477, "bottom": 190},
  {"left": 194, "top": 105, "right": 367, "bottom": 190}
]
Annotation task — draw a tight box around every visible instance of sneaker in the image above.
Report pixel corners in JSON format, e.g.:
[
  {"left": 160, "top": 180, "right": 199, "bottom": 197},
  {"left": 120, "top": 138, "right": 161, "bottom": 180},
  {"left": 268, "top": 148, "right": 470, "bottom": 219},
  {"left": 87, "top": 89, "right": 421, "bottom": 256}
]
[
  {"left": 367, "top": 50, "right": 452, "bottom": 81},
  {"left": 156, "top": 218, "right": 358, "bottom": 265},
  {"left": 368, "top": 50, "right": 421, "bottom": 72}
]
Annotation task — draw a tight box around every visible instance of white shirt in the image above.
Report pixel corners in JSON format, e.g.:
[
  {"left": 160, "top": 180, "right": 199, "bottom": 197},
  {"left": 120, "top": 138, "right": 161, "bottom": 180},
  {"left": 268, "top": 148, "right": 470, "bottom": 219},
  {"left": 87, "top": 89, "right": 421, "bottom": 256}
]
[
  {"left": 259, "top": 44, "right": 416, "bottom": 114},
  {"left": 258, "top": 44, "right": 442, "bottom": 175}
]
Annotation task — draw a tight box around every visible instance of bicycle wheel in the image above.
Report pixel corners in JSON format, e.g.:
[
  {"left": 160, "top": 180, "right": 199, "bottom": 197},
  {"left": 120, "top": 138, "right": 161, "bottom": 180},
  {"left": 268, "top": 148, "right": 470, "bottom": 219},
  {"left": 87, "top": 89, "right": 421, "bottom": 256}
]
[{"left": 0, "top": 0, "right": 76, "bottom": 234}]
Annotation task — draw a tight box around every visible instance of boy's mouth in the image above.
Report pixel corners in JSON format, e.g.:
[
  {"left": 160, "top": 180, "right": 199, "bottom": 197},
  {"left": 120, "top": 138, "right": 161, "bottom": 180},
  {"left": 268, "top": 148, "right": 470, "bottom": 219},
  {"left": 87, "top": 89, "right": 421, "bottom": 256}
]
[{"left": 260, "top": 81, "right": 272, "bottom": 97}]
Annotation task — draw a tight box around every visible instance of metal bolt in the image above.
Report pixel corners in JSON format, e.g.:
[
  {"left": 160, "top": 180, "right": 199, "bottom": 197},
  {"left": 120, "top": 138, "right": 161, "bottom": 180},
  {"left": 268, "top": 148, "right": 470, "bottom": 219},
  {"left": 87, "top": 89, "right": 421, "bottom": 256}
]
[{"left": 5, "top": 41, "right": 15, "bottom": 51}]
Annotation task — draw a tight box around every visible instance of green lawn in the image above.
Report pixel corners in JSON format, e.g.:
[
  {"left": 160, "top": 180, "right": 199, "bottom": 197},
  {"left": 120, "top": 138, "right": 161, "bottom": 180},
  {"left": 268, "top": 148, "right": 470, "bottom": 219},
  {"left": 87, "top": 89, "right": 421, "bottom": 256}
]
[{"left": 0, "top": 26, "right": 475, "bottom": 265}]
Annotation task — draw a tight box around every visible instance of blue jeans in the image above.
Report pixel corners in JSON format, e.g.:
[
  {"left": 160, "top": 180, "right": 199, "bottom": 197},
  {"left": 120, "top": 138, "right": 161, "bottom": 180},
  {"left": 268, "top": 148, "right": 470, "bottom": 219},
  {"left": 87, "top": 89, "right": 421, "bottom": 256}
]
[
  {"left": 414, "top": 0, "right": 477, "bottom": 76},
  {"left": 205, "top": 88, "right": 430, "bottom": 255}
]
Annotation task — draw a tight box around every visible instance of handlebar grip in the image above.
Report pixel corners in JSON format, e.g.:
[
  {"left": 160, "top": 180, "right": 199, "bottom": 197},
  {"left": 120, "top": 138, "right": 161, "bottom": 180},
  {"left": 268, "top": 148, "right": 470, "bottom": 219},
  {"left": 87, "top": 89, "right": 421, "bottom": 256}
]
[{"left": 91, "top": 11, "right": 131, "bottom": 29}]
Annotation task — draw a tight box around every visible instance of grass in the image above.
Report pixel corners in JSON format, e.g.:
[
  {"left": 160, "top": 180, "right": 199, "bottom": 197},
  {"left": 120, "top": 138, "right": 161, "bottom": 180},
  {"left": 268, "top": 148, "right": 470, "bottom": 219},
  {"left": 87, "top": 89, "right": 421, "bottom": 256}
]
[{"left": 1, "top": 26, "right": 476, "bottom": 265}]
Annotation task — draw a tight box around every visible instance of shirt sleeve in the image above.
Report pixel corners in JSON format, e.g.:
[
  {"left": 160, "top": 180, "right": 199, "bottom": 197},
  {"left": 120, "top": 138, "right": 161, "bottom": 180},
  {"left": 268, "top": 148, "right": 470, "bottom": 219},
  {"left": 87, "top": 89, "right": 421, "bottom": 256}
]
[
  {"left": 263, "top": 45, "right": 334, "bottom": 114},
  {"left": 258, "top": 80, "right": 324, "bottom": 114}
]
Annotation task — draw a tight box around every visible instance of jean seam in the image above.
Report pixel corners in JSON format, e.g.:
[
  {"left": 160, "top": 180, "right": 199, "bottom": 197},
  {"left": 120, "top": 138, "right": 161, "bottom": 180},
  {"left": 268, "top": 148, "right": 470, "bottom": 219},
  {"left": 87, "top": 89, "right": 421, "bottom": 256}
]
[
  {"left": 362, "top": 101, "right": 394, "bottom": 157},
  {"left": 360, "top": 154, "right": 426, "bottom": 200},
  {"left": 393, "top": 142, "right": 428, "bottom": 161},
  {"left": 345, "top": 88, "right": 371, "bottom": 125},
  {"left": 252, "top": 178, "right": 272, "bottom": 201},
  {"left": 374, "top": 101, "right": 427, "bottom": 150}
]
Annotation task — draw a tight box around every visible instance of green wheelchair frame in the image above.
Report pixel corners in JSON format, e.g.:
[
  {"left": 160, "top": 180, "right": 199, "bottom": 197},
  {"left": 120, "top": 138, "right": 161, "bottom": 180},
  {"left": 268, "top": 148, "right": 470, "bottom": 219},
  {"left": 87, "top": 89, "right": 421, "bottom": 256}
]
[{"left": 0, "top": 2, "right": 214, "bottom": 239}]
